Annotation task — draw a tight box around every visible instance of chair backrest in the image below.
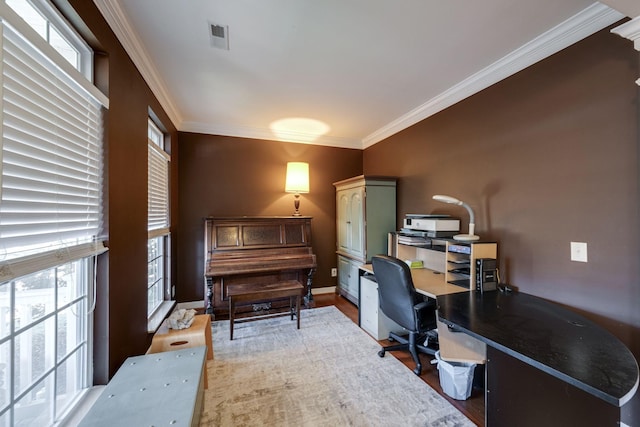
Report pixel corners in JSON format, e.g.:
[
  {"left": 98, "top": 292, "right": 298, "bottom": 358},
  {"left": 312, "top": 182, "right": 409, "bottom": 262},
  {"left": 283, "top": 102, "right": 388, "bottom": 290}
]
[{"left": 371, "top": 255, "right": 419, "bottom": 331}]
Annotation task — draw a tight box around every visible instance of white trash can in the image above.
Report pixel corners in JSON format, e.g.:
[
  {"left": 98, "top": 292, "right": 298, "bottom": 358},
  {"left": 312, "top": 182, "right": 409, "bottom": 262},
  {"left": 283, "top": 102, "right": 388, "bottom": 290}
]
[{"left": 435, "top": 351, "right": 476, "bottom": 400}]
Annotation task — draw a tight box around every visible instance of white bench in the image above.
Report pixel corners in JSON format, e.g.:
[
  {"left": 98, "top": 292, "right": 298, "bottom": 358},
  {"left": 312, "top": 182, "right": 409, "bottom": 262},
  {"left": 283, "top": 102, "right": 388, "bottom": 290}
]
[{"left": 78, "top": 346, "right": 206, "bottom": 427}]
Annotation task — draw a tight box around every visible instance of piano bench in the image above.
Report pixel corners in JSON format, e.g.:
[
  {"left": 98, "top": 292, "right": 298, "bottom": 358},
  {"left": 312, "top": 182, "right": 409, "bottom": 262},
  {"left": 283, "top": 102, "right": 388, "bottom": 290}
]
[{"left": 227, "top": 280, "right": 304, "bottom": 340}]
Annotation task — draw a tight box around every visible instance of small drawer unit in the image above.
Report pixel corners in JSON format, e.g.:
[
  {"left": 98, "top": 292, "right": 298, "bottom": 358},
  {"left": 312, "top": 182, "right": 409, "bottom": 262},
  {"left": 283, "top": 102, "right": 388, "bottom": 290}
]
[
  {"left": 445, "top": 241, "right": 497, "bottom": 290},
  {"left": 359, "top": 275, "right": 404, "bottom": 340}
]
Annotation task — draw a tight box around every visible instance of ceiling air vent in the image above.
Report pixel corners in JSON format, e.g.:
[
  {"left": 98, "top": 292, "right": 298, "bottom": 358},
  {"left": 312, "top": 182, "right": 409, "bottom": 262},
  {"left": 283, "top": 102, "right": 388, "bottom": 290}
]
[{"left": 209, "top": 23, "right": 229, "bottom": 50}]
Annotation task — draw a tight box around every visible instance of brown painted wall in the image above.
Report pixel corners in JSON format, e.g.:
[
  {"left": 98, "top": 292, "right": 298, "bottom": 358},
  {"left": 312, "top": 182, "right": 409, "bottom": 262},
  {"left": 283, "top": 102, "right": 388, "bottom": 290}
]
[
  {"left": 364, "top": 25, "right": 640, "bottom": 421},
  {"left": 65, "top": 0, "right": 179, "bottom": 381},
  {"left": 176, "top": 133, "right": 362, "bottom": 302}
]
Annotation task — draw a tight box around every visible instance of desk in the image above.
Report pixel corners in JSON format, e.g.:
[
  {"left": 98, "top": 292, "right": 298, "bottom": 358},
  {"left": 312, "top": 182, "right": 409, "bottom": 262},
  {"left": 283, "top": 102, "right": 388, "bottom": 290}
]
[
  {"left": 359, "top": 264, "right": 467, "bottom": 298},
  {"left": 438, "top": 290, "right": 639, "bottom": 426},
  {"left": 359, "top": 264, "right": 485, "bottom": 362}
]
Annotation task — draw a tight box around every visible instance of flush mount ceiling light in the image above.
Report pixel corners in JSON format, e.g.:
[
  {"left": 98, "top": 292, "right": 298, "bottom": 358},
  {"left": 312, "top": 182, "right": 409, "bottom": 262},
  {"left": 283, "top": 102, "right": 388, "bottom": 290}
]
[{"left": 270, "top": 118, "right": 330, "bottom": 143}]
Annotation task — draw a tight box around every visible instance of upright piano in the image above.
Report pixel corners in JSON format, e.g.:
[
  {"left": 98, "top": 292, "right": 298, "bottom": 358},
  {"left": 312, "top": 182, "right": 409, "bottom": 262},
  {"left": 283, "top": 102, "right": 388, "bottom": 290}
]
[{"left": 204, "top": 216, "right": 317, "bottom": 318}]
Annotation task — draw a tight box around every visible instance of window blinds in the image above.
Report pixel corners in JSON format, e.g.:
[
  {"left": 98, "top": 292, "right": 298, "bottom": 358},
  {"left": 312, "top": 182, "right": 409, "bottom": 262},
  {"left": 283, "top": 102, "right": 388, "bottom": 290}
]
[
  {"left": 0, "top": 21, "right": 105, "bottom": 262},
  {"left": 148, "top": 142, "right": 169, "bottom": 237}
]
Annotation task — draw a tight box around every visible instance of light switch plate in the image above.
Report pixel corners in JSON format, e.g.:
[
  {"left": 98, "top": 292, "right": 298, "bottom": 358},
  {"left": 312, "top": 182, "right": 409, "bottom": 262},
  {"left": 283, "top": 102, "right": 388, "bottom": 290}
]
[{"left": 570, "top": 242, "right": 588, "bottom": 262}]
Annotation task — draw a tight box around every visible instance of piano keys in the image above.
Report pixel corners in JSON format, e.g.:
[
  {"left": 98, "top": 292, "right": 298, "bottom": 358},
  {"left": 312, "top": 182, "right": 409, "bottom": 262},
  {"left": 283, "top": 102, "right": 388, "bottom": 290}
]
[{"left": 204, "top": 216, "right": 317, "bottom": 318}]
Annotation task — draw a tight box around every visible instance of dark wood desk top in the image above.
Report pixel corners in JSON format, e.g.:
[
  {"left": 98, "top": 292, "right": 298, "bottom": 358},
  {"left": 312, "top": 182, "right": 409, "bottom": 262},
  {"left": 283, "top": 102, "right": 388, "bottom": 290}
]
[{"left": 437, "top": 290, "right": 639, "bottom": 407}]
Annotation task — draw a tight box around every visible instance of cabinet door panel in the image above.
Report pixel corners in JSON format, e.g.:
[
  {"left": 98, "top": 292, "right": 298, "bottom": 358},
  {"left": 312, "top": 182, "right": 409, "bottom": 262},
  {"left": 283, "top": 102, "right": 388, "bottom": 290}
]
[
  {"left": 348, "top": 261, "right": 360, "bottom": 297},
  {"left": 337, "top": 191, "right": 350, "bottom": 252},
  {"left": 348, "top": 188, "right": 364, "bottom": 258},
  {"left": 337, "top": 256, "right": 351, "bottom": 292}
]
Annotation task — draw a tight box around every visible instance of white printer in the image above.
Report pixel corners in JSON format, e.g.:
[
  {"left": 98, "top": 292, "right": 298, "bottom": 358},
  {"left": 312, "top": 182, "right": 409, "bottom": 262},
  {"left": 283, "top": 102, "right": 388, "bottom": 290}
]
[{"left": 403, "top": 214, "right": 460, "bottom": 234}]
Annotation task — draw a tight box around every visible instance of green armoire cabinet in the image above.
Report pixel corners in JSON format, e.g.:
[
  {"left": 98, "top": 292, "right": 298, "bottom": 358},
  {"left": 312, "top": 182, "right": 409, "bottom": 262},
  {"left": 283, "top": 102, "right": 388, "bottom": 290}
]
[{"left": 333, "top": 175, "right": 396, "bottom": 305}]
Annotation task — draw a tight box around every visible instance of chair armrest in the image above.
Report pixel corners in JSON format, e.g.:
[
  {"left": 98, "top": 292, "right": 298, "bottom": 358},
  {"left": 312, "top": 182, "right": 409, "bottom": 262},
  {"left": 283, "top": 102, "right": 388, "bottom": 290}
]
[
  {"left": 414, "top": 301, "right": 436, "bottom": 331},
  {"left": 413, "top": 301, "right": 435, "bottom": 317}
]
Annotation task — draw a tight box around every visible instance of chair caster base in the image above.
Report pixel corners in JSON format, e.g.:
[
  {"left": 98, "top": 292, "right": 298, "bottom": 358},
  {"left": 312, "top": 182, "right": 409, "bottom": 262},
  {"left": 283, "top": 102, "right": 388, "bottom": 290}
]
[{"left": 378, "top": 350, "right": 385, "bottom": 358}]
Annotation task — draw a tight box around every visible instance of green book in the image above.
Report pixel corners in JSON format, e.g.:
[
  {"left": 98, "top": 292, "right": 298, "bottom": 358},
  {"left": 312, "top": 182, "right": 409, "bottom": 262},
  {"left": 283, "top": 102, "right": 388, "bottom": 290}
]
[{"left": 405, "top": 259, "right": 424, "bottom": 269}]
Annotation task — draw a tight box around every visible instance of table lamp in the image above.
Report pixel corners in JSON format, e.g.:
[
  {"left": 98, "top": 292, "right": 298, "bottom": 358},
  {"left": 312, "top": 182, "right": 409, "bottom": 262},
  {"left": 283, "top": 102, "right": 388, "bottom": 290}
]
[
  {"left": 285, "top": 162, "right": 309, "bottom": 216},
  {"left": 432, "top": 194, "right": 480, "bottom": 241}
]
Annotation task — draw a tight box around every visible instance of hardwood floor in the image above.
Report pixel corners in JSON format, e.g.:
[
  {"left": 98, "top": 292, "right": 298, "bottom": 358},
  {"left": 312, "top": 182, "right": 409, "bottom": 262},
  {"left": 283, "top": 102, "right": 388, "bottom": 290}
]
[{"left": 313, "top": 292, "right": 485, "bottom": 427}]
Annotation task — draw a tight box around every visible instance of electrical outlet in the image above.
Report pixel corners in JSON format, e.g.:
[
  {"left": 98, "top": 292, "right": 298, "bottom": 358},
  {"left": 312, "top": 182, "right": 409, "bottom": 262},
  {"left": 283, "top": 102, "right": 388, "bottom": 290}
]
[
  {"left": 331, "top": 268, "right": 337, "bottom": 277},
  {"left": 570, "top": 242, "right": 588, "bottom": 262}
]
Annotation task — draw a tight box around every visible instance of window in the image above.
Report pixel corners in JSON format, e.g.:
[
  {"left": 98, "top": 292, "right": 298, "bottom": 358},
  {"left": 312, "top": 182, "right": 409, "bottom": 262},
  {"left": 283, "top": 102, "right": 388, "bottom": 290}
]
[
  {"left": 6, "top": 0, "right": 92, "bottom": 78},
  {"left": 0, "top": 259, "right": 92, "bottom": 426},
  {"left": 147, "top": 235, "right": 166, "bottom": 316},
  {"left": 147, "top": 119, "right": 170, "bottom": 318},
  {"left": 0, "top": 1, "right": 107, "bottom": 425}
]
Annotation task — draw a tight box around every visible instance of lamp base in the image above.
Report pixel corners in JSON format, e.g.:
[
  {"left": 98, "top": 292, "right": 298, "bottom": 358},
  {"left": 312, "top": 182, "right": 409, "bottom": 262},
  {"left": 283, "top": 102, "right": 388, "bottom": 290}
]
[
  {"left": 453, "top": 234, "right": 480, "bottom": 241},
  {"left": 292, "top": 194, "right": 301, "bottom": 216}
]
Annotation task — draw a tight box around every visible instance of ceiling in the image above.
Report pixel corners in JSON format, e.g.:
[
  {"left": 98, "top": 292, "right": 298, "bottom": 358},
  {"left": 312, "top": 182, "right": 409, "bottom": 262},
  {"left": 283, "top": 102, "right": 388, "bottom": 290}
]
[{"left": 93, "top": 1, "right": 634, "bottom": 149}]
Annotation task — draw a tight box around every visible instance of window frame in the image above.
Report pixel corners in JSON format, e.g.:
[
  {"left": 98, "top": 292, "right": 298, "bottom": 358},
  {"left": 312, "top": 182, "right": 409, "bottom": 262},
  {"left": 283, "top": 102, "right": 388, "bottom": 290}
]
[{"left": 147, "top": 118, "right": 171, "bottom": 321}]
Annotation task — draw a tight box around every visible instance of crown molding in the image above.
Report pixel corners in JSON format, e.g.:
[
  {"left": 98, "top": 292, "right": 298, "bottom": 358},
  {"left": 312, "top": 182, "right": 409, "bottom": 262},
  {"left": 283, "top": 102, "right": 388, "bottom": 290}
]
[
  {"left": 181, "top": 121, "right": 362, "bottom": 149},
  {"left": 362, "top": 3, "right": 625, "bottom": 148},
  {"left": 611, "top": 15, "right": 640, "bottom": 85},
  {"left": 611, "top": 15, "right": 640, "bottom": 48},
  {"left": 93, "top": 0, "right": 183, "bottom": 127}
]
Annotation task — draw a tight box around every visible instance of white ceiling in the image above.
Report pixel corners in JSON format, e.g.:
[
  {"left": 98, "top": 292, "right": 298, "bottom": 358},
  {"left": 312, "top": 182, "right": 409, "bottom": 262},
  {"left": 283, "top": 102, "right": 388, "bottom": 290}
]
[{"left": 93, "top": 1, "right": 633, "bottom": 149}]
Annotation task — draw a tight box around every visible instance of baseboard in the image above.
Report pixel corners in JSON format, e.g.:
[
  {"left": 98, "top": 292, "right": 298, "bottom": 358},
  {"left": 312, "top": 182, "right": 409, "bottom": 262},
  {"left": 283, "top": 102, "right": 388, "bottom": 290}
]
[{"left": 312, "top": 286, "right": 336, "bottom": 295}]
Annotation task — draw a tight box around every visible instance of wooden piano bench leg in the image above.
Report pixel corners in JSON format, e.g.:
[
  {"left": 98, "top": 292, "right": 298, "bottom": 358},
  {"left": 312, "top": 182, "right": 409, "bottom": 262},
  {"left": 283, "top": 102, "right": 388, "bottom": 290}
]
[
  {"left": 229, "top": 297, "right": 236, "bottom": 340},
  {"left": 296, "top": 294, "right": 301, "bottom": 329}
]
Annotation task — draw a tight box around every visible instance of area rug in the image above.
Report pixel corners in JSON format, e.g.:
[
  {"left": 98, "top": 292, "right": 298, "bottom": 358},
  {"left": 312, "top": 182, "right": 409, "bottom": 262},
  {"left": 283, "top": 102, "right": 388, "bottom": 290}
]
[{"left": 199, "top": 306, "right": 474, "bottom": 427}]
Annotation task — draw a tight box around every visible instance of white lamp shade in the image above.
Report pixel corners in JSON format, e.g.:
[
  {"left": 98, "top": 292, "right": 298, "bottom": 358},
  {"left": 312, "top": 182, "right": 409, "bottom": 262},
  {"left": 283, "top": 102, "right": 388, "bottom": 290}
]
[
  {"left": 285, "top": 162, "right": 309, "bottom": 193},
  {"left": 432, "top": 194, "right": 462, "bottom": 205}
]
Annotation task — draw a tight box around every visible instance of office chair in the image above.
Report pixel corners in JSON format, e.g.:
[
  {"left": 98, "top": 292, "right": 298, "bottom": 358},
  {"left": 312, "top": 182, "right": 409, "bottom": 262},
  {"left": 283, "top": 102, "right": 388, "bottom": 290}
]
[{"left": 371, "top": 255, "right": 438, "bottom": 375}]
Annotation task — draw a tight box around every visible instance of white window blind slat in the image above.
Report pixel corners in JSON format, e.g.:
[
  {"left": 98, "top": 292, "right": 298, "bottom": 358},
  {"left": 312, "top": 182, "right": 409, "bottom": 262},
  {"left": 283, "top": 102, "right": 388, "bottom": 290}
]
[
  {"left": 0, "top": 22, "right": 105, "bottom": 261},
  {"left": 4, "top": 147, "right": 99, "bottom": 183},
  {"left": 4, "top": 107, "right": 102, "bottom": 154},
  {"left": 2, "top": 41, "right": 102, "bottom": 142},
  {"left": 3, "top": 87, "right": 102, "bottom": 136},
  {"left": 148, "top": 142, "right": 169, "bottom": 233},
  {"left": 3, "top": 52, "right": 101, "bottom": 134}
]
